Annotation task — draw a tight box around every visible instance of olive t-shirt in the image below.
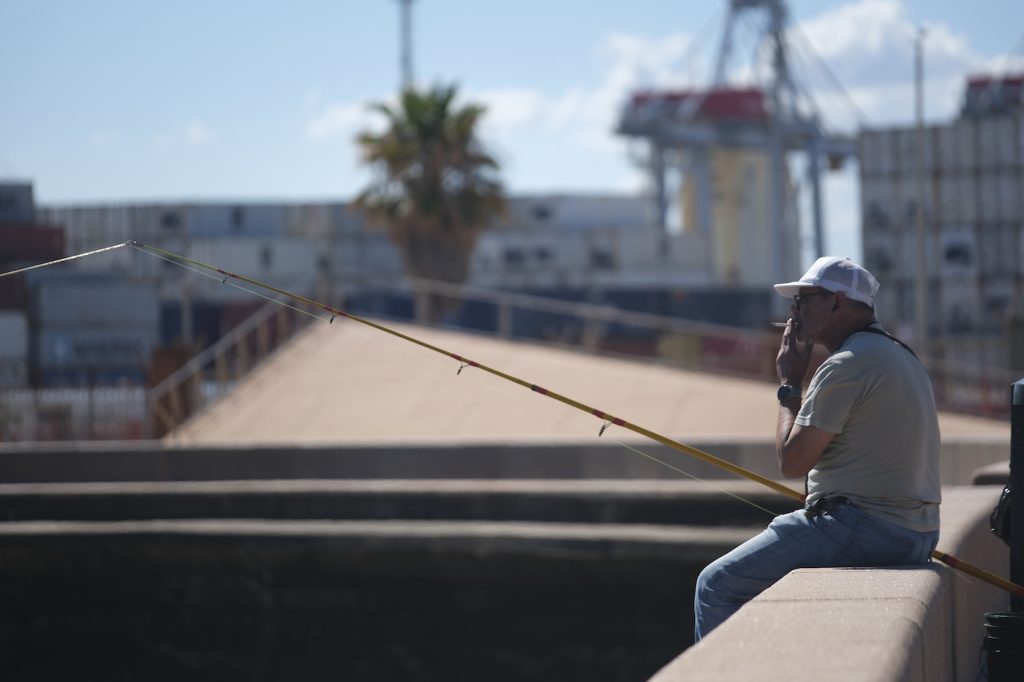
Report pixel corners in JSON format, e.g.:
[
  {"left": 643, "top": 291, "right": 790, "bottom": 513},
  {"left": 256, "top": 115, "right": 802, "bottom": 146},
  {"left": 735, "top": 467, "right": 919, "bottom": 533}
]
[{"left": 797, "top": 325, "right": 941, "bottom": 532}]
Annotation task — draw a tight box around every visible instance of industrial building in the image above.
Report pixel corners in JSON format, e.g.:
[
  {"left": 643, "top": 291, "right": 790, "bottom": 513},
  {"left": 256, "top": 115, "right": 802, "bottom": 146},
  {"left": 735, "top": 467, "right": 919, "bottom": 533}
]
[{"left": 860, "top": 74, "right": 1024, "bottom": 374}]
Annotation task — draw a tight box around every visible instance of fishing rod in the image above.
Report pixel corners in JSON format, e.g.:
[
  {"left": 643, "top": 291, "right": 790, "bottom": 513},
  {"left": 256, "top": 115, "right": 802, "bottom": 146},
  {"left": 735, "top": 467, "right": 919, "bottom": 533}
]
[{"left": 4, "top": 240, "right": 1023, "bottom": 598}]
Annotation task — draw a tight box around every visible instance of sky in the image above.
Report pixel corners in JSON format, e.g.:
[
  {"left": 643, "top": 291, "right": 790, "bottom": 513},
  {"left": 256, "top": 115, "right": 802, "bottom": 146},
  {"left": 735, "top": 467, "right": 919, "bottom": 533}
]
[{"left": 2, "top": 0, "right": 1023, "bottom": 263}]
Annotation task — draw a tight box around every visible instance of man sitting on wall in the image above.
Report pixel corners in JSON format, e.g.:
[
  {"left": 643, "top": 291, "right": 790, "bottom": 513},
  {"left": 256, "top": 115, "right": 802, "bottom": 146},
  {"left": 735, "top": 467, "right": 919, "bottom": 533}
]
[{"left": 693, "top": 256, "right": 941, "bottom": 640}]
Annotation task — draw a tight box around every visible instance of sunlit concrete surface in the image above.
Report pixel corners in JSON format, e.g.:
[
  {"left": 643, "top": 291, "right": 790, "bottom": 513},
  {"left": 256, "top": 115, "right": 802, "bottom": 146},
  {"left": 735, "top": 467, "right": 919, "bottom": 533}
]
[
  {"left": 167, "top": 320, "right": 1009, "bottom": 445},
  {"left": 648, "top": 486, "right": 1009, "bottom": 682}
]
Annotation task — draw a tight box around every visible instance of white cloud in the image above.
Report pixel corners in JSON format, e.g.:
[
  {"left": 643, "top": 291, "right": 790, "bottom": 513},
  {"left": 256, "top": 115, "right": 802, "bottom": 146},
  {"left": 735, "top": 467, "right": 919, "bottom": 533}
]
[
  {"left": 474, "top": 87, "right": 546, "bottom": 129},
  {"left": 185, "top": 120, "right": 212, "bottom": 146},
  {"left": 304, "top": 97, "right": 399, "bottom": 142},
  {"left": 305, "top": 102, "right": 369, "bottom": 141},
  {"left": 151, "top": 120, "right": 214, "bottom": 149},
  {"left": 793, "top": 0, "right": 990, "bottom": 126},
  {"left": 472, "top": 31, "right": 697, "bottom": 162}
]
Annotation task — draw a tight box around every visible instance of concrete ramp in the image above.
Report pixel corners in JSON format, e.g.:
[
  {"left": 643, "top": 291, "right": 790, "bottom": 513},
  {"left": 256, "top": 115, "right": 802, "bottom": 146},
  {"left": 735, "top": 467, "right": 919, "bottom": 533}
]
[{"left": 167, "top": 320, "right": 1008, "bottom": 445}]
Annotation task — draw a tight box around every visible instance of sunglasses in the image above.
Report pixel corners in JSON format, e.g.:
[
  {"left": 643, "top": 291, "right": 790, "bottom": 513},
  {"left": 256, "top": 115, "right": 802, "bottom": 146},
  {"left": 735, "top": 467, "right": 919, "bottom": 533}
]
[{"left": 792, "top": 291, "right": 832, "bottom": 308}]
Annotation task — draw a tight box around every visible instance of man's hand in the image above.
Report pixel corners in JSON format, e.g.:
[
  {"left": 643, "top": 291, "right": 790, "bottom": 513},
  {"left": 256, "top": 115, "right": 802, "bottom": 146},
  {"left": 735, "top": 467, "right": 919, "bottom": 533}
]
[
  {"left": 776, "top": 318, "right": 813, "bottom": 386},
  {"left": 774, "top": 318, "right": 833, "bottom": 479}
]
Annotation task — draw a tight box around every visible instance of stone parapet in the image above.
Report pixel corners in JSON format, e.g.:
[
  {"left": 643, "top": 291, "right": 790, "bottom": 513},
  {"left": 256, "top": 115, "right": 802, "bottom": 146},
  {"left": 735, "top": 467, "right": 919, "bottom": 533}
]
[{"left": 649, "top": 486, "right": 1009, "bottom": 682}]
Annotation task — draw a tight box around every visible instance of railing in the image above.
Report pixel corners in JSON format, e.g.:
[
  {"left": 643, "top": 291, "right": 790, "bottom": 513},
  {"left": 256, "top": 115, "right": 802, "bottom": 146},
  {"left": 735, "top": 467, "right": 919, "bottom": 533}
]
[
  {"left": 0, "top": 273, "right": 1015, "bottom": 442},
  {"left": 147, "top": 291, "right": 316, "bottom": 438},
  {"left": 342, "top": 270, "right": 1017, "bottom": 420},
  {"left": 0, "top": 386, "right": 148, "bottom": 442}
]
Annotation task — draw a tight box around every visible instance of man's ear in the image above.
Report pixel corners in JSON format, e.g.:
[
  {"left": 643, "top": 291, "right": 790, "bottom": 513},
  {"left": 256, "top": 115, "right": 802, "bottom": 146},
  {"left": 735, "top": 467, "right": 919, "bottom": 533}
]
[{"left": 831, "top": 292, "right": 843, "bottom": 312}]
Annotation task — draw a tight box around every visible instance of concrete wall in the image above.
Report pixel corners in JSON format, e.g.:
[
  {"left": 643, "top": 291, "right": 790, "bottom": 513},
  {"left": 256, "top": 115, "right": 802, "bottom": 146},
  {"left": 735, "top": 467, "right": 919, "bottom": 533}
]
[
  {"left": 649, "top": 486, "right": 1010, "bottom": 682},
  {"left": 0, "top": 442, "right": 1011, "bottom": 680},
  {"left": 0, "top": 436, "right": 1010, "bottom": 485},
  {"left": 0, "top": 478, "right": 782, "bottom": 681}
]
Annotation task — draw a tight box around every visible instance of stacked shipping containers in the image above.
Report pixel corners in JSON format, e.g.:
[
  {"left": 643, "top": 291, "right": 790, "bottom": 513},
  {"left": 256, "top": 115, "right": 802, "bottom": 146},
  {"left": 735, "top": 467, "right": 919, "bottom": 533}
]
[
  {"left": 28, "top": 271, "right": 160, "bottom": 386},
  {"left": 859, "top": 107, "right": 1023, "bottom": 369},
  {"left": 0, "top": 183, "right": 64, "bottom": 388}
]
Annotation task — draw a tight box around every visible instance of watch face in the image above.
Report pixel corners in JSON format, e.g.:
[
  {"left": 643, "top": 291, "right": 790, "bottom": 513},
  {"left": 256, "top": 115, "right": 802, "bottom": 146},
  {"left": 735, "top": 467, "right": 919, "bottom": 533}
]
[{"left": 777, "top": 385, "right": 794, "bottom": 402}]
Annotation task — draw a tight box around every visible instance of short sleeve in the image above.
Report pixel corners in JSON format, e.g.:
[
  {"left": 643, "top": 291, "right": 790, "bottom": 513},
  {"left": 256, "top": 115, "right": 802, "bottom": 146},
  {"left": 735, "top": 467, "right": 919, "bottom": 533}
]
[{"left": 795, "top": 357, "right": 860, "bottom": 434}]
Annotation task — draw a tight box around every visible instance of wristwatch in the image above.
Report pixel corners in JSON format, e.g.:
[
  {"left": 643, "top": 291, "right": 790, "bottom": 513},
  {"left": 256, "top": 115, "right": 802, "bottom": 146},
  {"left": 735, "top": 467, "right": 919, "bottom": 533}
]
[{"left": 777, "top": 384, "right": 801, "bottom": 403}]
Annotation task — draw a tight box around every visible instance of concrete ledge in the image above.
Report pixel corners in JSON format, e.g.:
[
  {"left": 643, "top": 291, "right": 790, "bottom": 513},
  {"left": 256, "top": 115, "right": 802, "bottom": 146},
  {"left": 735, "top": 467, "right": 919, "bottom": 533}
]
[
  {"left": 971, "top": 460, "right": 1010, "bottom": 485},
  {"left": 0, "top": 438, "right": 1010, "bottom": 485},
  {"left": 650, "top": 486, "right": 1009, "bottom": 682},
  {"left": 655, "top": 566, "right": 949, "bottom": 681},
  {"left": 0, "top": 479, "right": 799, "bottom": 526}
]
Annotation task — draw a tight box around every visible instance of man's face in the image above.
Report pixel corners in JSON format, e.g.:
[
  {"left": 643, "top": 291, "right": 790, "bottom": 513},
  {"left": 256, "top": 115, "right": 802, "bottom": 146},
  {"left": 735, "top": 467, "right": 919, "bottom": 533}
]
[{"left": 790, "top": 287, "right": 834, "bottom": 343}]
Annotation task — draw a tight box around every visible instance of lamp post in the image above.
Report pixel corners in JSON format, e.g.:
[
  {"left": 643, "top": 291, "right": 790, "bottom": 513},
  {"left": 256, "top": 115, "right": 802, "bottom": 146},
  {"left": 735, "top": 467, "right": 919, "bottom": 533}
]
[{"left": 913, "top": 27, "right": 928, "bottom": 361}]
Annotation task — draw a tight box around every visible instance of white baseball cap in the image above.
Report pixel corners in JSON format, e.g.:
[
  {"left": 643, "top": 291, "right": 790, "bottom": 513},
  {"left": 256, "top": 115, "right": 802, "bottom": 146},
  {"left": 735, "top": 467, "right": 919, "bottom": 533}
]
[{"left": 773, "top": 257, "right": 879, "bottom": 306}]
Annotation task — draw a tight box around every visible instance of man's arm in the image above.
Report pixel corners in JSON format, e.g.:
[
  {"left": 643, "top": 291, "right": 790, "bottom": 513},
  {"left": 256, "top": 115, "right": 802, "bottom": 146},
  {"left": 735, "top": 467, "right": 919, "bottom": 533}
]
[
  {"left": 776, "top": 400, "right": 835, "bottom": 479},
  {"left": 775, "top": 319, "right": 836, "bottom": 479}
]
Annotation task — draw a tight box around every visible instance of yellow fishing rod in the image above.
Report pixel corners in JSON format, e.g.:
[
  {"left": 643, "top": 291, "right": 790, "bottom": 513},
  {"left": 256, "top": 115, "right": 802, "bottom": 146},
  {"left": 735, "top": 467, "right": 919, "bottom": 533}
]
[{"left": 4, "top": 240, "right": 1023, "bottom": 598}]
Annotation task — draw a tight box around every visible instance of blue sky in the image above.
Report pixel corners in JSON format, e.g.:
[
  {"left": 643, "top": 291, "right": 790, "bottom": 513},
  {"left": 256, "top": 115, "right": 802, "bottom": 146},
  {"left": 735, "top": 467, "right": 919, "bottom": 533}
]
[{"left": 2, "top": 0, "right": 1023, "bottom": 261}]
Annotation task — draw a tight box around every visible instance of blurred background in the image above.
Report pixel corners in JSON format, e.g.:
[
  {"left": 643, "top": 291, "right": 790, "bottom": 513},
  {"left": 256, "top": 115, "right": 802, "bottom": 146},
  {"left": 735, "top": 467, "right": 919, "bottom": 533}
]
[
  {"left": 1, "top": 0, "right": 1022, "bottom": 438},
  {"left": 0, "top": 1, "right": 1022, "bottom": 679}
]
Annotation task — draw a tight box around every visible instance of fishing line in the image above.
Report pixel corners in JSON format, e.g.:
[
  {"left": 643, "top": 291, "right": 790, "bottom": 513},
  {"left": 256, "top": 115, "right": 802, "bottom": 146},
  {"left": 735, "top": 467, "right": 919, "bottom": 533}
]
[
  {"left": 4, "top": 240, "right": 1022, "bottom": 597},
  {"left": 0, "top": 242, "right": 130, "bottom": 279},
  {"left": 142, "top": 248, "right": 329, "bottom": 322},
  {"left": 126, "top": 240, "right": 804, "bottom": 501},
  {"left": 327, "top": 313, "right": 780, "bottom": 519}
]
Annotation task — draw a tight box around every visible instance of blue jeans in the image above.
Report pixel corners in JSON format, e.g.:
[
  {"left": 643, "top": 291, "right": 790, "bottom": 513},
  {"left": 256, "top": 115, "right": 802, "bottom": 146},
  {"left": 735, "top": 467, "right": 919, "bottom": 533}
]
[{"left": 693, "top": 500, "right": 939, "bottom": 641}]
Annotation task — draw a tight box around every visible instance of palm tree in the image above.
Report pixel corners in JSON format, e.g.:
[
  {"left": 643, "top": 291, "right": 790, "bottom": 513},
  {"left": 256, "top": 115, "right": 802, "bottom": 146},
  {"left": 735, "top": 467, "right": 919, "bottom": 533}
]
[{"left": 355, "top": 83, "right": 504, "bottom": 324}]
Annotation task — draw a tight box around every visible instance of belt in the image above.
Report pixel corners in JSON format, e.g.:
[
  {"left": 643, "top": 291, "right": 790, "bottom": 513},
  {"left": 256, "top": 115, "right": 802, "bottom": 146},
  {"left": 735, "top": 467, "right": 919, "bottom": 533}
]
[{"left": 805, "top": 496, "right": 849, "bottom": 519}]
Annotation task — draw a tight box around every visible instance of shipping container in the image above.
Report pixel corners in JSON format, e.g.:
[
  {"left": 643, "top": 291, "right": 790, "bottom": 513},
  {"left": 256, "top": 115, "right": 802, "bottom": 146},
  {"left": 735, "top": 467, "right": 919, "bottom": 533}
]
[
  {"left": 0, "top": 310, "right": 29, "bottom": 387},
  {"left": 860, "top": 176, "right": 896, "bottom": 228},
  {"left": 935, "top": 124, "right": 958, "bottom": 171},
  {"left": 0, "top": 183, "right": 35, "bottom": 223},
  {"left": 995, "top": 116, "right": 1019, "bottom": 169},
  {"left": 977, "top": 116, "right": 1001, "bottom": 171},
  {"left": 998, "top": 223, "right": 1020, "bottom": 275},
  {"left": 0, "top": 276, "right": 27, "bottom": 310},
  {"left": 0, "top": 224, "right": 63, "bottom": 265},
  {"left": 187, "top": 203, "right": 287, "bottom": 237},
  {"left": 941, "top": 274, "right": 979, "bottom": 332},
  {"left": 857, "top": 132, "right": 878, "bottom": 176},
  {"left": 862, "top": 232, "right": 897, "bottom": 277},
  {"left": 922, "top": 126, "right": 940, "bottom": 174},
  {"left": 187, "top": 237, "right": 318, "bottom": 302},
  {"left": 897, "top": 230, "right": 942, "bottom": 274},
  {"left": 895, "top": 128, "right": 929, "bottom": 176},
  {"left": 332, "top": 233, "right": 403, "bottom": 280},
  {"left": 939, "top": 226, "right": 977, "bottom": 276},
  {"left": 1019, "top": 221, "right": 1024, "bottom": 274},
  {"left": 980, "top": 276, "right": 1015, "bottom": 330},
  {"left": 976, "top": 172, "right": 1000, "bottom": 223},
  {"left": 895, "top": 173, "right": 935, "bottom": 225},
  {"left": 159, "top": 300, "right": 225, "bottom": 347},
  {"left": 0, "top": 310, "right": 28, "bottom": 359},
  {"left": 283, "top": 202, "right": 351, "bottom": 239},
  {"left": 35, "top": 327, "right": 156, "bottom": 371},
  {"left": 976, "top": 222, "right": 1002, "bottom": 273},
  {"left": 936, "top": 175, "right": 959, "bottom": 225},
  {"left": 869, "top": 129, "right": 896, "bottom": 175},
  {"left": 497, "top": 194, "right": 652, "bottom": 233},
  {"left": 31, "top": 272, "right": 159, "bottom": 327},
  {"left": 954, "top": 173, "right": 978, "bottom": 224},
  {"left": 0, "top": 359, "right": 27, "bottom": 387},
  {"left": 955, "top": 119, "right": 978, "bottom": 172},
  {"left": 997, "top": 173, "right": 1020, "bottom": 221}
]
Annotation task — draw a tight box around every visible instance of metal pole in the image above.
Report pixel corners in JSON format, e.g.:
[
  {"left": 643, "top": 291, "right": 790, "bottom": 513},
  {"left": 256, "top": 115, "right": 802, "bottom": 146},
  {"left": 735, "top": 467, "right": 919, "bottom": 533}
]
[
  {"left": 809, "top": 132, "right": 825, "bottom": 258},
  {"left": 768, "top": 2, "right": 789, "bottom": 316},
  {"left": 913, "top": 28, "right": 928, "bottom": 361},
  {"left": 399, "top": 0, "right": 414, "bottom": 90},
  {"left": 1012, "top": 379, "right": 1024, "bottom": 611}
]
